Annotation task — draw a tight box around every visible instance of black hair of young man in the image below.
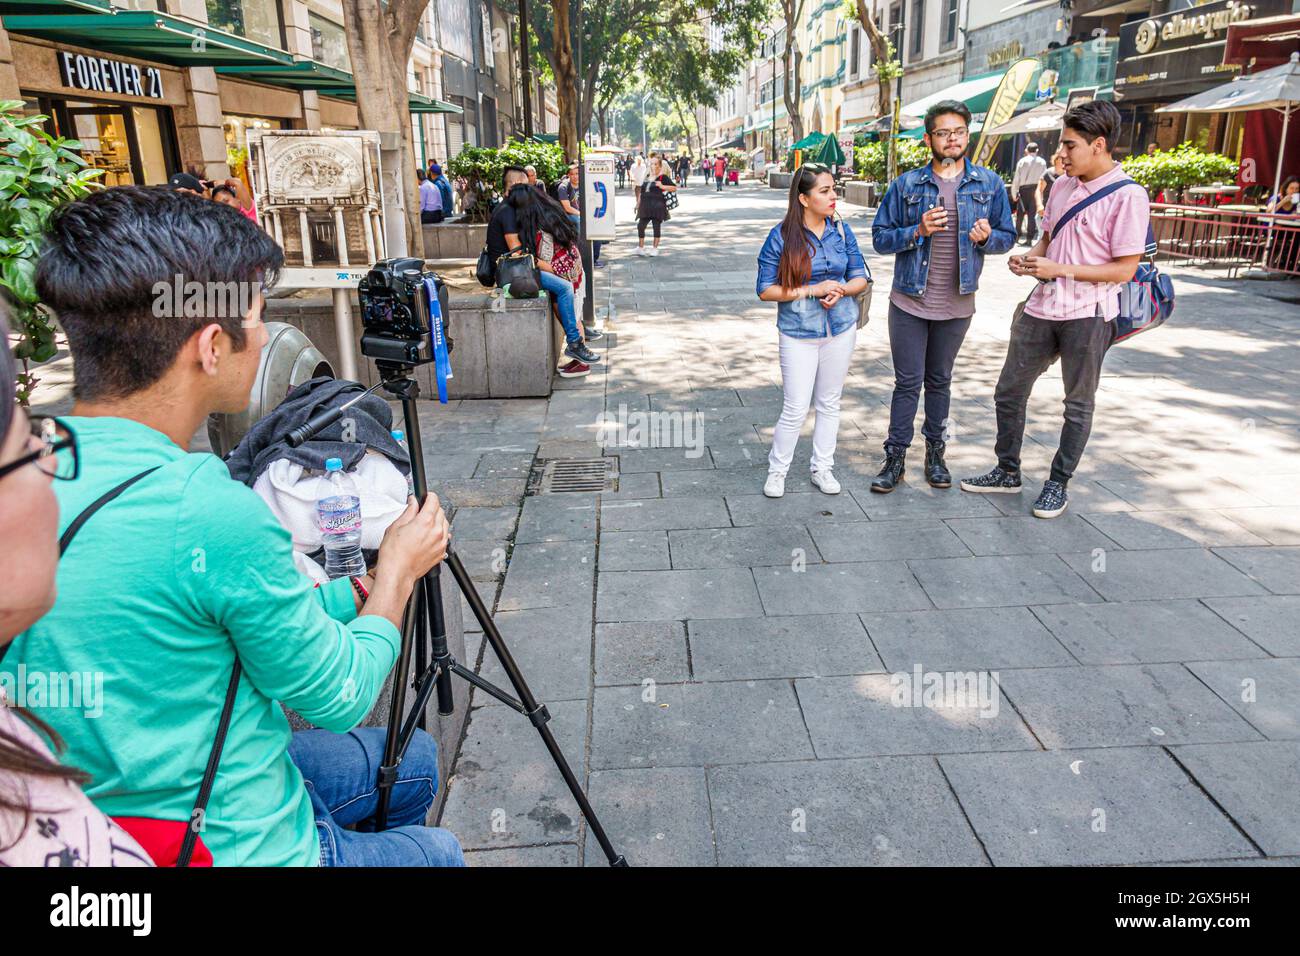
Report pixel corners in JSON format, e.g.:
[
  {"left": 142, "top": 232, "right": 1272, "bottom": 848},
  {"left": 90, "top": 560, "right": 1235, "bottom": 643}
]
[
  {"left": 35, "top": 185, "right": 283, "bottom": 401},
  {"left": 924, "top": 99, "right": 972, "bottom": 135},
  {"left": 1062, "top": 100, "right": 1123, "bottom": 153}
]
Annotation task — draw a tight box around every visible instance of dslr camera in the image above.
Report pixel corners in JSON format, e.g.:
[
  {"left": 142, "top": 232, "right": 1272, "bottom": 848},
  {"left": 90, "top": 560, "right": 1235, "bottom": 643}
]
[{"left": 358, "top": 257, "right": 453, "bottom": 366}]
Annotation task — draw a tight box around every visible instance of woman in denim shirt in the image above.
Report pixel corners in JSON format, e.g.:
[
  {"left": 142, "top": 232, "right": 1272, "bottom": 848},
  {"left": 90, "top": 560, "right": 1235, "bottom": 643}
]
[{"left": 756, "top": 164, "right": 871, "bottom": 498}]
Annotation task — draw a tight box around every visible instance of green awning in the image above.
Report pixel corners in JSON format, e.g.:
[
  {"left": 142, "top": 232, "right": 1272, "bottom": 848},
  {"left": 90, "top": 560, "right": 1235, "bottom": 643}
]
[
  {"left": 0, "top": 0, "right": 113, "bottom": 14},
  {"left": 0, "top": 11, "right": 293, "bottom": 66},
  {"left": 895, "top": 71, "right": 1005, "bottom": 130},
  {"left": 406, "top": 92, "right": 461, "bottom": 114},
  {"left": 790, "top": 131, "right": 827, "bottom": 150},
  {"left": 531, "top": 133, "right": 559, "bottom": 143},
  {"left": 215, "top": 59, "right": 354, "bottom": 92}
]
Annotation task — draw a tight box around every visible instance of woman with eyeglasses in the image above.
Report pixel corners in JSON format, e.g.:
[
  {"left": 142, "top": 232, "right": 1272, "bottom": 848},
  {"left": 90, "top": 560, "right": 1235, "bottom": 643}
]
[
  {"left": 756, "top": 163, "right": 871, "bottom": 498},
  {"left": 0, "top": 306, "right": 152, "bottom": 865}
]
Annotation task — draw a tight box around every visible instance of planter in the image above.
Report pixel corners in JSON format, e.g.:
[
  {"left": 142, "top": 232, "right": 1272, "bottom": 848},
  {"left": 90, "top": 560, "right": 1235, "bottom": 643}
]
[
  {"left": 422, "top": 219, "right": 487, "bottom": 260},
  {"left": 769, "top": 171, "right": 793, "bottom": 191},
  {"left": 266, "top": 288, "right": 558, "bottom": 400},
  {"left": 843, "top": 181, "right": 878, "bottom": 208}
]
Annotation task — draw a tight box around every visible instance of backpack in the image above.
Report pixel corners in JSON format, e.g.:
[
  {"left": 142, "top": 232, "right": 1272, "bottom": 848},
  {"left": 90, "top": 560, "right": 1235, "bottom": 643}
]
[{"left": 1049, "top": 178, "right": 1174, "bottom": 344}]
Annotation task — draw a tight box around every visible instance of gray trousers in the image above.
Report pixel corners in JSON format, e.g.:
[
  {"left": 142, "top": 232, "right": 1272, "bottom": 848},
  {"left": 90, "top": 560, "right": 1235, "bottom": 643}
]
[{"left": 993, "top": 310, "right": 1111, "bottom": 485}]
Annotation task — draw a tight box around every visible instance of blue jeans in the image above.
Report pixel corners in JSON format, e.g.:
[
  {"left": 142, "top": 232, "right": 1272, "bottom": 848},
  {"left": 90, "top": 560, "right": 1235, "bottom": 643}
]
[
  {"left": 539, "top": 270, "right": 581, "bottom": 344},
  {"left": 566, "top": 213, "right": 601, "bottom": 262},
  {"left": 288, "top": 727, "right": 465, "bottom": 867}
]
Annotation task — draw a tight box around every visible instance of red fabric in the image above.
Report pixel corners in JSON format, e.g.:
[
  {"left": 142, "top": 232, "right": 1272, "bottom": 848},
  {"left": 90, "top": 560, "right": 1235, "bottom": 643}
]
[
  {"left": 1237, "top": 109, "right": 1300, "bottom": 196},
  {"left": 112, "top": 817, "right": 214, "bottom": 867}
]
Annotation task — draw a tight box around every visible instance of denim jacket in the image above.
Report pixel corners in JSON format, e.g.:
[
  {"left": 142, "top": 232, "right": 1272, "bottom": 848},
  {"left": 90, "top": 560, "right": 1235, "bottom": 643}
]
[
  {"left": 756, "top": 217, "right": 870, "bottom": 339},
  {"left": 871, "top": 161, "right": 1016, "bottom": 296}
]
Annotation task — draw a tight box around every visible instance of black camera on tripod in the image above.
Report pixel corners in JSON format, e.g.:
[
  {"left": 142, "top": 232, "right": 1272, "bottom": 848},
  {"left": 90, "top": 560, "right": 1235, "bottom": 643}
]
[{"left": 358, "top": 257, "right": 453, "bottom": 366}]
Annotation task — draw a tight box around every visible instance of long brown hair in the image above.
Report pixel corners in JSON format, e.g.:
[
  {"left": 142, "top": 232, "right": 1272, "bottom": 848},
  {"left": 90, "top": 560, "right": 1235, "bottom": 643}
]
[{"left": 777, "top": 165, "right": 833, "bottom": 290}]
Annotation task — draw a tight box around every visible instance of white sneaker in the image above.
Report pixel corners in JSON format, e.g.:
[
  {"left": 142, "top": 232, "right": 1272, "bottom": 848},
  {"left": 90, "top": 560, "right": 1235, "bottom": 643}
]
[
  {"left": 810, "top": 469, "right": 841, "bottom": 495},
  {"left": 648, "top": 246, "right": 660, "bottom": 257},
  {"left": 636, "top": 246, "right": 647, "bottom": 256},
  {"left": 763, "top": 471, "right": 786, "bottom": 498}
]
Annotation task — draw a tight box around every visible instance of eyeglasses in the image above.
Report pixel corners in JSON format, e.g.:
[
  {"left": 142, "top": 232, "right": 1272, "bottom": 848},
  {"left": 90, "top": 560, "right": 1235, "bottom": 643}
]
[
  {"left": 0, "top": 416, "right": 80, "bottom": 483},
  {"left": 931, "top": 127, "right": 969, "bottom": 141}
]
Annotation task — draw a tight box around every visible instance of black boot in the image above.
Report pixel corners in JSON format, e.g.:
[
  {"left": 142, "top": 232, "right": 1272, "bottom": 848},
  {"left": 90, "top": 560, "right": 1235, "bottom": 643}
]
[
  {"left": 870, "top": 445, "right": 907, "bottom": 493},
  {"left": 925, "top": 439, "right": 951, "bottom": 488}
]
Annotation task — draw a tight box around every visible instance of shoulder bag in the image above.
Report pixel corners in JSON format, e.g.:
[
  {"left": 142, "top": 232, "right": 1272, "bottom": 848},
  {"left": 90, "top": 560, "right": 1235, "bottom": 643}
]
[{"left": 835, "top": 219, "right": 874, "bottom": 329}]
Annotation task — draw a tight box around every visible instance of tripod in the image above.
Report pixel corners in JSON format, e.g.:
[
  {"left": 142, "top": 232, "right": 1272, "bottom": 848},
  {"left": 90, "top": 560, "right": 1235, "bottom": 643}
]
[{"left": 371, "top": 361, "right": 627, "bottom": 866}]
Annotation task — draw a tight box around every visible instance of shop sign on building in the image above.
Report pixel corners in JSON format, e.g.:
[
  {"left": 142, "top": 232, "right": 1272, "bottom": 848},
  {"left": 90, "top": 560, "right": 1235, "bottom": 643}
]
[{"left": 58, "top": 51, "right": 163, "bottom": 99}]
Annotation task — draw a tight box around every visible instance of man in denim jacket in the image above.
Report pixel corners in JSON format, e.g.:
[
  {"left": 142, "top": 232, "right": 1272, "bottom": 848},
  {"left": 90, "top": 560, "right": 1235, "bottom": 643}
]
[{"left": 870, "top": 101, "right": 1016, "bottom": 493}]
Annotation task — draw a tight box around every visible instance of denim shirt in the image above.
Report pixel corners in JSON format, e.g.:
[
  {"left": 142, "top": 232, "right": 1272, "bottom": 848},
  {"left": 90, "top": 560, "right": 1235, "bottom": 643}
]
[
  {"left": 756, "top": 218, "right": 870, "bottom": 339},
  {"left": 871, "top": 162, "right": 1016, "bottom": 297}
]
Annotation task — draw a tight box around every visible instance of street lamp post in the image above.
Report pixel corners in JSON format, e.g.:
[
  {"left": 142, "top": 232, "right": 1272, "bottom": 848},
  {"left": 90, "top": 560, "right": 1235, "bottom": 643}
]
[
  {"left": 641, "top": 91, "right": 650, "bottom": 154},
  {"left": 770, "top": 30, "right": 777, "bottom": 165}
]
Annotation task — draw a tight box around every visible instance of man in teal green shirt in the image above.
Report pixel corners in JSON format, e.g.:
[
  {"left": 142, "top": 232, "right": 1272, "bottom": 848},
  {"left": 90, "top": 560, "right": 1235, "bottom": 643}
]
[{"left": 4, "top": 187, "right": 462, "bottom": 866}]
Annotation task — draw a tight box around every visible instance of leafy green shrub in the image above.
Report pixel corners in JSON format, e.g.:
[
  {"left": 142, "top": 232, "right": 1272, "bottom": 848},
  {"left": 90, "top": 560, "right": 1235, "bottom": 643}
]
[
  {"left": 445, "top": 139, "right": 566, "bottom": 223},
  {"left": 1, "top": 100, "right": 102, "bottom": 404},
  {"left": 1122, "top": 142, "right": 1238, "bottom": 194},
  {"left": 853, "top": 137, "right": 929, "bottom": 183}
]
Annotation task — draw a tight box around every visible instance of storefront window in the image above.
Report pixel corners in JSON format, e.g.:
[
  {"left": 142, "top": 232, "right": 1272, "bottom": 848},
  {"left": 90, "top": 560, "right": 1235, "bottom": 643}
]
[
  {"left": 309, "top": 12, "right": 350, "bottom": 71},
  {"left": 131, "top": 107, "right": 168, "bottom": 184},
  {"left": 206, "top": 0, "right": 283, "bottom": 51},
  {"left": 64, "top": 101, "right": 171, "bottom": 187}
]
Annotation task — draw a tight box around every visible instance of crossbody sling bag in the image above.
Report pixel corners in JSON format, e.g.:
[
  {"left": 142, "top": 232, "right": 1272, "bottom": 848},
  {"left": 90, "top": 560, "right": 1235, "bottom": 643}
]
[
  {"left": 1013, "top": 179, "right": 1173, "bottom": 343},
  {"left": 834, "top": 219, "right": 873, "bottom": 329},
  {"left": 58, "top": 466, "right": 241, "bottom": 867}
]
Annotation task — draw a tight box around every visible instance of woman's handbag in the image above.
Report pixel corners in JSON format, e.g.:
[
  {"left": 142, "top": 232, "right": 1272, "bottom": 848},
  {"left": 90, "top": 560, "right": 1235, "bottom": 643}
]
[
  {"left": 475, "top": 243, "right": 495, "bottom": 287},
  {"left": 665, "top": 188, "right": 679, "bottom": 211},
  {"left": 538, "top": 231, "right": 583, "bottom": 286},
  {"left": 834, "top": 220, "right": 873, "bottom": 328},
  {"left": 495, "top": 246, "right": 540, "bottom": 298}
]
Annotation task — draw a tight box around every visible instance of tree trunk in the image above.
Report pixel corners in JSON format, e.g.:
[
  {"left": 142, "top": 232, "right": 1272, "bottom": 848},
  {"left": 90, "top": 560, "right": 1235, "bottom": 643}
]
[
  {"left": 853, "top": 0, "right": 892, "bottom": 119},
  {"left": 597, "top": 103, "right": 609, "bottom": 143},
  {"left": 550, "top": 0, "right": 579, "bottom": 159},
  {"left": 342, "top": 0, "right": 424, "bottom": 254},
  {"left": 781, "top": 0, "right": 806, "bottom": 146}
]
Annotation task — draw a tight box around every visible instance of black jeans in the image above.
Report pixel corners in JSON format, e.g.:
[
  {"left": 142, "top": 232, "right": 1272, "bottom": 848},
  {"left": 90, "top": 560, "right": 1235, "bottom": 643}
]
[
  {"left": 1015, "top": 184, "right": 1038, "bottom": 241},
  {"left": 994, "top": 310, "right": 1111, "bottom": 485},
  {"left": 886, "top": 302, "right": 972, "bottom": 450},
  {"left": 420, "top": 209, "right": 444, "bottom": 224}
]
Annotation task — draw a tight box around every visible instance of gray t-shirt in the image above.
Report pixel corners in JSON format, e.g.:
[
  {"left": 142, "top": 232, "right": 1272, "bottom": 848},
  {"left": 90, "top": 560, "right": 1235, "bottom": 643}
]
[{"left": 890, "top": 174, "right": 974, "bottom": 320}]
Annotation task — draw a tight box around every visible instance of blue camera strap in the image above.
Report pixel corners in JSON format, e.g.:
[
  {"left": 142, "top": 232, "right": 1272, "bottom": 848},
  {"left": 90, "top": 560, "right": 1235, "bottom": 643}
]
[{"left": 423, "top": 276, "right": 452, "bottom": 404}]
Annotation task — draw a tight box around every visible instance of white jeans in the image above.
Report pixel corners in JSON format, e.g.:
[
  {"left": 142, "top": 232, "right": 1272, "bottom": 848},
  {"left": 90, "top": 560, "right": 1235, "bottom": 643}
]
[{"left": 769, "top": 325, "right": 857, "bottom": 475}]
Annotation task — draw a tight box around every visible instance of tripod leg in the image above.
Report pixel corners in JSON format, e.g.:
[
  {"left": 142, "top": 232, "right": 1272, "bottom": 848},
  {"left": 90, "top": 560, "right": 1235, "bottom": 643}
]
[
  {"left": 446, "top": 551, "right": 627, "bottom": 866},
  {"left": 375, "top": 587, "right": 418, "bottom": 831}
]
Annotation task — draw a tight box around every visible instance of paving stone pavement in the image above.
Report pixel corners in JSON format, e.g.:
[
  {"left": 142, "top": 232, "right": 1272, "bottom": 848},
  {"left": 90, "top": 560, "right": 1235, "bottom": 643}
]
[{"left": 431, "top": 181, "right": 1300, "bottom": 867}]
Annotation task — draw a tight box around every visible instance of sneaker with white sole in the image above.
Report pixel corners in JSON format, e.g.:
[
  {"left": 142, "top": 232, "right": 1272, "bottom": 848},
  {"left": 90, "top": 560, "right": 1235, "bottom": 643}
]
[
  {"left": 810, "top": 469, "right": 841, "bottom": 495},
  {"left": 763, "top": 471, "right": 786, "bottom": 498},
  {"left": 1032, "top": 480, "right": 1069, "bottom": 518},
  {"left": 564, "top": 340, "right": 601, "bottom": 364},
  {"left": 636, "top": 246, "right": 647, "bottom": 256},
  {"left": 648, "top": 246, "right": 660, "bottom": 257},
  {"left": 557, "top": 359, "right": 590, "bottom": 378},
  {"left": 960, "top": 466, "right": 1023, "bottom": 494}
]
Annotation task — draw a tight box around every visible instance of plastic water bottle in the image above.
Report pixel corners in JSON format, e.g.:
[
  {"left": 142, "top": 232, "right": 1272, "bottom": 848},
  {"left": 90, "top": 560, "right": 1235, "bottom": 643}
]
[
  {"left": 318, "top": 457, "right": 365, "bottom": 579},
  {"left": 391, "top": 430, "right": 415, "bottom": 498}
]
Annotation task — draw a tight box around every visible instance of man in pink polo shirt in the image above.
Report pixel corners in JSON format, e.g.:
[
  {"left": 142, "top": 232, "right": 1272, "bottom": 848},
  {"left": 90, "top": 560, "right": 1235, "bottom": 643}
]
[{"left": 961, "top": 101, "right": 1149, "bottom": 518}]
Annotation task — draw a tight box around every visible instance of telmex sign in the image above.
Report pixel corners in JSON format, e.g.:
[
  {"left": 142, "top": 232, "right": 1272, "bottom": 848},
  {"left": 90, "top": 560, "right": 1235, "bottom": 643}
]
[
  {"left": 59, "top": 50, "right": 164, "bottom": 99},
  {"left": 1133, "top": 1, "right": 1255, "bottom": 55}
]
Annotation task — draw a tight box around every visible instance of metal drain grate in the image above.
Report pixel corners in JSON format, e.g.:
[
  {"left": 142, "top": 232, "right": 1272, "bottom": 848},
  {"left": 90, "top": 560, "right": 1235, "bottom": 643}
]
[{"left": 529, "top": 458, "right": 618, "bottom": 494}]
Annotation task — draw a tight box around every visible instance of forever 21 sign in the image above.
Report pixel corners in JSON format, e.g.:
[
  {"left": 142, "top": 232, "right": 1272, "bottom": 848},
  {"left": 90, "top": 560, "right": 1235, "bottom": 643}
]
[{"left": 59, "top": 51, "right": 164, "bottom": 99}]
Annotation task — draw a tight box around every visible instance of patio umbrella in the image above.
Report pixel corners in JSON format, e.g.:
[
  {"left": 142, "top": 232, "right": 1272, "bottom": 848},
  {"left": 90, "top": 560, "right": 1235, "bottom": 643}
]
[
  {"left": 790, "top": 131, "right": 827, "bottom": 151},
  {"left": 989, "top": 100, "right": 1067, "bottom": 136},
  {"left": 1156, "top": 52, "right": 1300, "bottom": 223},
  {"left": 809, "top": 133, "right": 847, "bottom": 167}
]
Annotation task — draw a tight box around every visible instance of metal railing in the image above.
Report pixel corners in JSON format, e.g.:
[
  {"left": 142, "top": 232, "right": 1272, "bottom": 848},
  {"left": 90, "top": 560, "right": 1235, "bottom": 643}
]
[{"left": 1150, "top": 203, "right": 1300, "bottom": 278}]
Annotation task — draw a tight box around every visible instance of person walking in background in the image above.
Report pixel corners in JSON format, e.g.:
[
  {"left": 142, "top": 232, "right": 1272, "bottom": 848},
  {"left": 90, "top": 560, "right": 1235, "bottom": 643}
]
[
  {"left": 757, "top": 163, "right": 871, "bottom": 499},
  {"left": 713, "top": 154, "right": 727, "bottom": 192},
  {"left": 617, "top": 155, "right": 627, "bottom": 189},
  {"left": 416, "top": 168, "right": 444, "bottom": 224},
  {"left": 1037, "top": 152, "right": 1065, "bottom": 236},
  {"left": 636, "top": 156, "right": 677, "bottom": 256},
  {"left": 1013, "top": 142, "right": 1048, "bottom": 245},
  {"left": 962, "top": 100, "right": 1150, "bottom": 519},
  {"left": 631, "top": 153, "right": 648, "bottom": 217},
  {"left": 679, "top": 154, "right": 691, "bottom": 187},
  {"left": 429, "top": 163, "right": 455, "bottom": 217},
  {"left": 869, "top": 101, "right": 1016, "bottom": 493}
]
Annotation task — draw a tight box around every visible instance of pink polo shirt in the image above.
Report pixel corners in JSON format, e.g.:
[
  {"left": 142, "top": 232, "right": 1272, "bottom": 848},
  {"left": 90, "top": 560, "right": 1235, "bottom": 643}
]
[{"left": 1025, "top": 162, "right": 1150, "bottom": 321}]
